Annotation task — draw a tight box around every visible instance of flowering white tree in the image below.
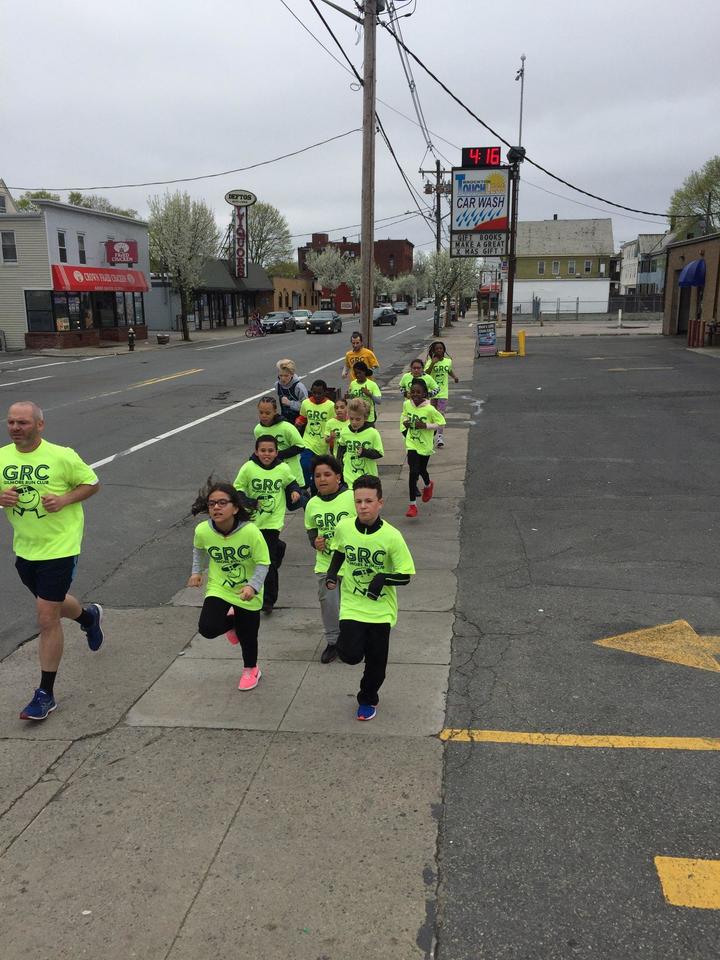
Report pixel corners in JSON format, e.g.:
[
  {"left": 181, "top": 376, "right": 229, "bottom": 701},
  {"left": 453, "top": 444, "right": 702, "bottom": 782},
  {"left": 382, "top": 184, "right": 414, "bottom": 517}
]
[
  {"left": 344, "top": 257, "right": 383, "bottom": 308},
  {"left": 304, "top": 247, "right": 348, "bottom": 302},
  {"left": 412, "top": 250, "right": 431, "bottom": 299},
  {"left": 148, "top": 191, "right": 220, "bottom": 341},
  {"left": 389, "top": 273, "right": 417, "bottom": 301},
  {"left": 428, "top": 251, "right": 480, "bottom": 325}
]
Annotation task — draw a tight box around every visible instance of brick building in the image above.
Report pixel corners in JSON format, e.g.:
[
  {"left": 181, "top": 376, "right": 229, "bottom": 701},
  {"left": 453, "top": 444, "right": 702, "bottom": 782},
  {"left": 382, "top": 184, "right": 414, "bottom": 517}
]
[{"left": 297, "top": 233, "right": 414, "bottom": 313}]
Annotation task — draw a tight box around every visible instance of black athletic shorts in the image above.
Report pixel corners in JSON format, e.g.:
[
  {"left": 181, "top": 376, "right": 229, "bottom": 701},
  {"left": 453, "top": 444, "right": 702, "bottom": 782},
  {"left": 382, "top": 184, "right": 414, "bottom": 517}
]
[{"left": 15, "top": 555, "right": 78, "bottom": 603}]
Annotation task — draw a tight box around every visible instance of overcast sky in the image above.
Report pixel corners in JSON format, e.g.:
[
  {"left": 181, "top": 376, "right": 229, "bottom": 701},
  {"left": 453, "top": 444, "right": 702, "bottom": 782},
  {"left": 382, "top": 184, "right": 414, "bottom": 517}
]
[{"left": 3, "top": 0, "right": 719, "bottom": 253}]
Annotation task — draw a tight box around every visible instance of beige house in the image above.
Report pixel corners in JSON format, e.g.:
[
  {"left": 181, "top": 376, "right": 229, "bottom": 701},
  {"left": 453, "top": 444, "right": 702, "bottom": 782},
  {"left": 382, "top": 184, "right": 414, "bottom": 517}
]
[{"left": 270, "top": 274, "right": 319, "bottom": 313}]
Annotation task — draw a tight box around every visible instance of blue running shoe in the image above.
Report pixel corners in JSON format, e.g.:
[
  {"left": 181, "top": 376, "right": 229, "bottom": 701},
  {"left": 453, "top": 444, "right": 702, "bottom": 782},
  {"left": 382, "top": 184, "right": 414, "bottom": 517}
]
[
  {"left": 356, "top": 703, "right": 377, "bottom": 721},
  {"left": 82, "top": 603, "right": 104, "bottom": 651},
  {"left": 20, "top": 688, "right": 57, "bottom": 721}
]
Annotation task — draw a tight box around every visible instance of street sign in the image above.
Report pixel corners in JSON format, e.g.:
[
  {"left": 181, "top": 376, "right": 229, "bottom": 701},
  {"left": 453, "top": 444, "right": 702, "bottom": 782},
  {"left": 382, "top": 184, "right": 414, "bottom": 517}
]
[
  {"left": 451, "top": 233, "right": 507, "bottom": 257},
  {"left": 450, "top": 166, "right": 509, "bottom": 258},
  {"left": 224, "top": 189, "right": 257, "bottom": 207}
]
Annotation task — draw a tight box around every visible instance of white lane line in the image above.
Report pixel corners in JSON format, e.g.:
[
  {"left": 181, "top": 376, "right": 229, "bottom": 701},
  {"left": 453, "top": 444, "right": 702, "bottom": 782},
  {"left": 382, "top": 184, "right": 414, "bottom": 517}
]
[
  {"left": 196, "top": 338, "right": 251, "bottom": 351},
  {"left": 0, "top": 376, "right": 53, "bottom": 388},
  {"left": 88, "top": 355, "right": 348, "bottom": 471},
  {"left": 0, "top": 356, "right": 45, "bottom": 366},
  {"left": 384, "top": 324, "right": 416, "bottom": 341},
  {"left": 10, "top": 356, "right": 112, "bottom": 374}
]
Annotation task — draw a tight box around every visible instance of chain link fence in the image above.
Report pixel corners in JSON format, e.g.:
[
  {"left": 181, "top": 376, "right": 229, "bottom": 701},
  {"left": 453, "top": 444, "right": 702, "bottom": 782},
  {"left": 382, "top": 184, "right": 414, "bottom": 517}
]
[{"left": 503, "top": 295, "right": 663, "bottom": 322}]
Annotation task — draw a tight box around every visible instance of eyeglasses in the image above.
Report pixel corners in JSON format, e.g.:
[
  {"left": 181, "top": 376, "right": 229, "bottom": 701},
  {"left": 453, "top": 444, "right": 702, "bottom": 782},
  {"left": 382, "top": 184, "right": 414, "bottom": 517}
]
[{"left": 208, "top": 498, "right": 232, "bottom": 508}]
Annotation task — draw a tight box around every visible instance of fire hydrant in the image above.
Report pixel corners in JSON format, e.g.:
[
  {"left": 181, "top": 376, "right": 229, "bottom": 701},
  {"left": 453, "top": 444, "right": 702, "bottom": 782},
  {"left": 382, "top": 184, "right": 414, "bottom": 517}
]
[{"left": 128, "top": 326, "right": 135, "bottom": 352}]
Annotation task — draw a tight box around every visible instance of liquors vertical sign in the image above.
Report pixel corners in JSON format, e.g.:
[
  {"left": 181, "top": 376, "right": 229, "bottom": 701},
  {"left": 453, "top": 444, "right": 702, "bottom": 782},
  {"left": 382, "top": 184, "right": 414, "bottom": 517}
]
[{"left": 225, "top": 189, "right": 257, "bottom": 279}]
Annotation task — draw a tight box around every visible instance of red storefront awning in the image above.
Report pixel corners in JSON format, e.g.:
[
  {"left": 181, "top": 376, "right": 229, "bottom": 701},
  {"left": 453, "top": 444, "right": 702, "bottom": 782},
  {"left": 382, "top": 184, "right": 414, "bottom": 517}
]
[{"left": 52, "top": 264, "right": 149, "bottom": 293}]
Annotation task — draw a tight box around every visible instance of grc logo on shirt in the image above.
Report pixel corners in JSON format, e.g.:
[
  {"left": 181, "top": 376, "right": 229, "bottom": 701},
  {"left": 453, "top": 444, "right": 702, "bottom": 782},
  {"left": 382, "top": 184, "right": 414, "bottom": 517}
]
[
  {"left": 250, "top": 477, "right": 284, "bottom": 492},
  {"left": 207, "top": 544, "right": 252, "bottom": 563},
  {"left": 3, "top": 463, "right": 50, "bottom": 484},
  {"left": 310, "top": 510, "right": 351, "bottom": 532},
  {"left": 345, "top": 544, "right": 386, "bottom": 567}
]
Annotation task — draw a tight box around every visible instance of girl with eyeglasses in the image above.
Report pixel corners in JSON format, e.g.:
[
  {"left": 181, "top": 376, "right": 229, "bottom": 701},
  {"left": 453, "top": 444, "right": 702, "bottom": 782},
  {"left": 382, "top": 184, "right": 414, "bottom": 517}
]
[{"left": 187, "top": 479, "right": 270, "bottom": 691}]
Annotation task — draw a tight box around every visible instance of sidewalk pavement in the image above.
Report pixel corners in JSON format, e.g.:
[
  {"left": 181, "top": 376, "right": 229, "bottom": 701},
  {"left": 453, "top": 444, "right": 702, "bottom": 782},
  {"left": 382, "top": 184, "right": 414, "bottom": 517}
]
[{"left": 0, "top": 321, "right": 476, "bottom": 960}]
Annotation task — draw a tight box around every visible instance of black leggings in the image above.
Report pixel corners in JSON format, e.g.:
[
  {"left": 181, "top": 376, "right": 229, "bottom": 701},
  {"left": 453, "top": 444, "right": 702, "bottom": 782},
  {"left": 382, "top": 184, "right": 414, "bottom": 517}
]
[
  {"left": 337, "top": 619, "right": 391, "bottom": 706},
  {"left": 407, "top": 449, "right": 430, "bottom": 501},
  {"left": 198, "top": 596, "right": 260, "bottom": 667},
  {"left": 261, "top": 529, "right": 286, "bottom": 607}
]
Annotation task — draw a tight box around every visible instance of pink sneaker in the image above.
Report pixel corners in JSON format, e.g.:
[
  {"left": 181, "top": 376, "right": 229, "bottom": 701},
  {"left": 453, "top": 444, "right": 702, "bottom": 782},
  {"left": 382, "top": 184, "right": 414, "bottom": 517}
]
[
  {"left": 226, "top": 607, "right": 239, "bottom": 645},
  {"left": 238, "top": 666, "right": 261, "bottom": 691}
]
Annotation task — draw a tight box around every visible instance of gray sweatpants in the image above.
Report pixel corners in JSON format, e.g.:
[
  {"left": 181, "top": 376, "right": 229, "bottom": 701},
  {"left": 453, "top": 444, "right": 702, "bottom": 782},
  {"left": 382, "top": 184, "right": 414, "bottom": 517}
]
[{"left": 316, "top": 573, "right": 340, "bottom": 645}]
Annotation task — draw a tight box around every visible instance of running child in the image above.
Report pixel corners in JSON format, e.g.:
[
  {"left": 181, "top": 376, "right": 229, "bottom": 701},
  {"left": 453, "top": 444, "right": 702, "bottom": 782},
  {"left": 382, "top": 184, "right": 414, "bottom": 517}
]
[
  {"left": 425, "top": 341, "right": 459, "bottom": 448},
  {"left": 298, "top": 379, "right": 336, "bottom": 489},
  {"left": 399, "top": 358, "right": 438, "bottom": 399},
  {"left": 401, "top": 378, "right": 445, "bottom": 518},
  {"left": 188, "top": 480, "right": 270, "bottom": 691},
  {"left": 254, "top": 395, "right": 305, "bottom": 489},
  {"left": 234, "top": 436, "right": 302, "bottom": 613},
  {"left": 325, "top": 475, "right": 415, "bottom": 721},
  {"left": 346, "top": 361, "right": 382, "bottom": 424},
  {"left": 336, "top": 398, "right": 384, "bottom": 487},
  {"left": 324, "top": 396, "right": 349, "bottom": 454},
  {"left": 304, "top": 455, "right": 356, "bottom": 664}
]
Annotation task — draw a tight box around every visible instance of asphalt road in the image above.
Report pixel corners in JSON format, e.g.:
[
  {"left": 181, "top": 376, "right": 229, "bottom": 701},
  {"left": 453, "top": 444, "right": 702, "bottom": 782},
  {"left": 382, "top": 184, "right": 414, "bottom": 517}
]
[
  {"left": 0, "top": 309, "right": 434, "bottom": 658},
  {"left": 439, "top": 336, "right": 720, "bottom": 958}
]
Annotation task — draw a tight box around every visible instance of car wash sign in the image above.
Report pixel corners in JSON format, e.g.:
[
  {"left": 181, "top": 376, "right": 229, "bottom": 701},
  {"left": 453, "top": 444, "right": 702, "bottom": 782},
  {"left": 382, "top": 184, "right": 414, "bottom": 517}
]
[
  {"left": 450, "top": 166, "right": 509, "bottom": 258},
  {"left": 225, "top": 188, "right": 257, "bottom": 279}
]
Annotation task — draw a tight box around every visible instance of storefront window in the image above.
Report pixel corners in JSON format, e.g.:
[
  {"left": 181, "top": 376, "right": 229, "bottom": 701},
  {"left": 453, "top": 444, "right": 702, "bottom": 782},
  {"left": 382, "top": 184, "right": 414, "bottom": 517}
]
[
  {"left": 68, "top": 294, "right": 81, "bottom": 330},
  {"left": 80, "top": 292, "right": 93, "bottom": 329},
  {"left": 96, "top": 292, "right": 115, "bottom": 326},
  {"left": 53, "top": 293, "right": 70, "bottom": 331},
  {"left": 133, "top": 293, "right": 145, "bottom": 324},
  {"left": 25, "top": 290, "right": 54, "bottom": 331},
  {"left": 125, "top": 292, "right": 135, "bottom": 325},
  {"left": 115, "top": 292, "right": 126, "bottom": 324}
]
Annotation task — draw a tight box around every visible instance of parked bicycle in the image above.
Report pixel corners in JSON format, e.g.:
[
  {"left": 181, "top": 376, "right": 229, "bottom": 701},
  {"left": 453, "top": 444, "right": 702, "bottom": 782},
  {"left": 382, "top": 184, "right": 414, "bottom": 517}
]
[{"left": 245, "top": 312, "right": 266, "bottom": 338}]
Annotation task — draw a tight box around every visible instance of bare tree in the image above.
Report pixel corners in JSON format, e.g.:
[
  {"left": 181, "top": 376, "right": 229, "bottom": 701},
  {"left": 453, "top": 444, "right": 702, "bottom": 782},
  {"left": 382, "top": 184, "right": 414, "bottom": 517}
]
[
  {"left": 148, "top": 191, "right": 220, "bottom": 342},
  {"left": 247, "top": 201, "right": 292, "bottom": 267}
]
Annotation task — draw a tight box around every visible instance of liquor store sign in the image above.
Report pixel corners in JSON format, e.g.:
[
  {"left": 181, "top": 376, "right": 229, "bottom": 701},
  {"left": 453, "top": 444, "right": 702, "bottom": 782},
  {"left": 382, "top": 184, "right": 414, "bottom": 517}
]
[{"left": 225, "top": 188, "right": 257, "bottom": 280}]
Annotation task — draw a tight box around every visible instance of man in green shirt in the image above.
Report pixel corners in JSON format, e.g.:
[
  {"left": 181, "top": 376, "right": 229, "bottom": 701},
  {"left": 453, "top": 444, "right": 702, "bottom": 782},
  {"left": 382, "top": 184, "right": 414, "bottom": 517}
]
[
  {"left": 325, "top": 475, "right": 415, "bottom": 721},
  {"left": 0, "top": 401, "right": 103, "bottom": 721}
]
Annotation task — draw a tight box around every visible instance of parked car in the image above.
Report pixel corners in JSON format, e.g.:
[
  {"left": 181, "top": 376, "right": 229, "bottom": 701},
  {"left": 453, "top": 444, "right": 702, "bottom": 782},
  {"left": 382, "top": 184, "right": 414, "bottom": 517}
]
[
  {"left": 291, "top": 309, "right": 312, "bottom": 329},
  {"left": 307, "top": 310, "right": 342, "bottom": 334},
  {"left": 372, "top": 307, "right": 397, "bottom": 327},
  {"left": 394, "top": 301, "right": 409, "bottom": 315},
  {"left": 261, "top": 311, "right": 295, "bottom": 333},
  {"left": 415, "top": 300, "right": 426, "bottom": 309}
]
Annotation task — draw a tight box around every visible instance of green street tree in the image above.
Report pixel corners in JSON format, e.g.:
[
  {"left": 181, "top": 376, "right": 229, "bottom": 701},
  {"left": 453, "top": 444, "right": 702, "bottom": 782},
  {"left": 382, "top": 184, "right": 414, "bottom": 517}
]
[
  {"left": 266, "top": 259, "right": 299, "bottom": 279},
  {"left": 247, "top": 202, "right": 292, "bottom": 267},
  {"left": 68, "top": 192, "right": 138, "bottom": 219},
  {"left": 15, "top": 190, "right": 61, "bottom": 211},
  {"left": 668, "top": 155, "right": 720, "bottom": 234},
  {"left": 148, "top": 190, "right": 220, "bottom": 342}
]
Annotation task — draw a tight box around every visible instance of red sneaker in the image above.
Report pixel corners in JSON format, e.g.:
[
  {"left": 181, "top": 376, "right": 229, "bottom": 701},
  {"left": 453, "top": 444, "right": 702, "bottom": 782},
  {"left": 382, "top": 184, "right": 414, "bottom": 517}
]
[
  {"left": 405, "top": 504, "right": 418, "bottom": 518},
  {"left": 421, "top": 481, "right": 434, "bottom": 503}
]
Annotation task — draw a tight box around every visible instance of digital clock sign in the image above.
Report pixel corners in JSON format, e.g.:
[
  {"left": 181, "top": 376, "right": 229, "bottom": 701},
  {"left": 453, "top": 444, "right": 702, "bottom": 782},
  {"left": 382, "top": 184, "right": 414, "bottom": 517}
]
[{"left": 461, "top": 146, "right": 502, "bottom": 168}]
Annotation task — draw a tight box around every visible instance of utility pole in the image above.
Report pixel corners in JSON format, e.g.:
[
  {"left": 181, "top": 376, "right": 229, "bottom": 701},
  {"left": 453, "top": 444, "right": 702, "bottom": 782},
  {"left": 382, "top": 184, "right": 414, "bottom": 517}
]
[
  {"left": 504, "top": 55, "right": 527, "bottom": 353},
  {"left": 421, "top": 160, "right": 450, "bottom": 337},
  {"left": 360, "top": 0, "right": 378, "bottom": 349}
]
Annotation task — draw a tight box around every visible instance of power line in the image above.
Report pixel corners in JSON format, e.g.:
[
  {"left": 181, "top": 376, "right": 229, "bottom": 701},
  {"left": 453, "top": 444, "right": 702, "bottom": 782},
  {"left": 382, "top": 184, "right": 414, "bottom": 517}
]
[
  {"left": 305, "top": 0, "right": 436, "bottom": 238},
  {"left": 377, "top": 20, "right": 683, "bottom": 220},
  {"left": 292, "top": 209, "right": 422, "bottom": 240},
  {"left": 10, "top": 128, "right": 360, "bottom": 192}
]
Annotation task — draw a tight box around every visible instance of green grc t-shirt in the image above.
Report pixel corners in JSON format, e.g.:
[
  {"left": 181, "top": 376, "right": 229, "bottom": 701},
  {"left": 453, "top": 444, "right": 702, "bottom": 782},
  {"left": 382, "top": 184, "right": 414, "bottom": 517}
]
[
  {"left": 253, "top": 420, "right": 304, "bottom": 487},
  {"left": 193, "top": 519, "right": 270, "bottom": 610},
  {"left": 347, "top": 379, "right": 382, "bottom": 423},
  {"left": 332, "top": 516, "right": 415, "bottom": 626},
  {"left": 399, "top": 371, "right": 439, "bottom": 397},
  {"left": 304, "top": 488, "right": 356, "bottom": 573},
  {"left": 323, "top": 416, "right": 348, "bottom": 452},
  {"left": 233, "top": 459, "right": 295, "bottom": 531},
  {"left": 401, "top": 399, "right": 446, "bottom": 457},
  {"left": 337, "top": 423, "right": 384, "bottom": 485},
  {"left": 424, "top": 357, "right": 454, "bottom": 399},
  {"left": 0, "top": 439, "right": 98, "bottom": 561},
  {"left": 300, "top": 398, "right": 336, "bottom": 455}
]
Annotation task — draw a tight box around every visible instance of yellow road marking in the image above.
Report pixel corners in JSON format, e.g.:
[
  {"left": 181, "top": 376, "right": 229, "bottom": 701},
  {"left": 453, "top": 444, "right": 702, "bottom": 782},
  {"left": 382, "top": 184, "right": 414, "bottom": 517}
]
[
  {"left": 130, "top": 368, "right": 203, "bottom": 389},
  {"left": 655, "top": 857, "right": 720, "bottom": 909},
  {"left": 439, "top": 729, "right": 720, "bottom": 750},
  {"left": 595, "top": 620, "right": 720, "bottom": 673}
]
